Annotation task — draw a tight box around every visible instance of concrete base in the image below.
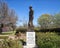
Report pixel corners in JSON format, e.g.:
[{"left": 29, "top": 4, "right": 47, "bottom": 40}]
[
  {"left": 23, "top": 32, "right": 38, "bottom": 48},
  {"left": 26, "top": 32, "right": 35, "bottom": 45},
  {"left": 23, "top": 45, "right": 38, "bottom": 48},
  {"left": 25, "top": 32, "right": 36, "bottom": 48},
  {"left": 23, "top": 45, "right": 35, "bottom": 48}
]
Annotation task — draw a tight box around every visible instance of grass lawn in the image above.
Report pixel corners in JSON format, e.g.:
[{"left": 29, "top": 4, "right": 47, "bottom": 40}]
[
  {"left": 0, "top": 31, "right": 16, "bottom": 39},
  {"left": 2, "top": 31, "right": 15, "bottom": 35}
]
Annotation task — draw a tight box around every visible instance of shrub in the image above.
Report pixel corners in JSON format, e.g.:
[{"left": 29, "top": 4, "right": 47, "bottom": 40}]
[
  {"left": 16, "top": 27, "right": 27, "bottom": 33},
  {"left": 34, "top": 27, "right": 40, "bottom": 32},
  {"left": 36, "top": 32, "right": 60, "bottom": 48},
  {"left": 0, "top": 39, "right": 22, "bottom": 48}
]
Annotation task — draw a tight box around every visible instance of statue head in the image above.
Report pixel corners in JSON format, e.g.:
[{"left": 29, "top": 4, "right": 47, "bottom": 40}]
[{"left": 29, "top": 6, "right": 32, "bottom": 10}]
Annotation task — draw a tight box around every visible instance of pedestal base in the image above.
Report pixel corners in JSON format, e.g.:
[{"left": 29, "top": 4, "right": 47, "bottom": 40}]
[
  {"left": 25, "top": 32, "right": 36, "bottom": 48},
  {"left": 23, "top": 45, "right": 37, "bottom": 48}
]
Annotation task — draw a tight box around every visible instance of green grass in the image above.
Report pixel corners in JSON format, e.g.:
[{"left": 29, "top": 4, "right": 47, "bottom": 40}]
[
  {"left": 0, "top": 31, "right": 16, "bottom": 39},
  {"left": 0, "top": 35, "right": 8, "bottom": 39},
  {"left": 0, "top": 31, "right": 16, "bottom": 35}
]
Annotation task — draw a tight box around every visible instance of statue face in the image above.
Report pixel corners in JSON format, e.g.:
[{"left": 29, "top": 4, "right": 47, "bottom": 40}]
[
  {"left": 29, "top": 6, "right": 32, "bottom": 10},
  {"left": 29, "top": 8, "right": 32, "bottom": 10}
]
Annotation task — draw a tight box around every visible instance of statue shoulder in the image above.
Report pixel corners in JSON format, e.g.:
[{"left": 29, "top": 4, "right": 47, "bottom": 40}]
[{"left": 32, "top": 9, "right": 34, "bottom": 12}]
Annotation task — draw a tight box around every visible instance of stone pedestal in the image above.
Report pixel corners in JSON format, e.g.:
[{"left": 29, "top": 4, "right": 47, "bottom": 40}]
[{"left": 25, "top": 32, "right": 36, "bottom": 48}]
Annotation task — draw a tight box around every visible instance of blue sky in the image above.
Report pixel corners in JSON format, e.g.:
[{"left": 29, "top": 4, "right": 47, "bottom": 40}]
[{"left": 3, "top": 0, "right": 60, "bottom": 26}]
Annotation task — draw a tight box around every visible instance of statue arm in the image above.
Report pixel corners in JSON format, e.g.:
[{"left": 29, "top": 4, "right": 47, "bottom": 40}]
[{"left": 31, "top": 10, "right": 34, "bottom": 16}]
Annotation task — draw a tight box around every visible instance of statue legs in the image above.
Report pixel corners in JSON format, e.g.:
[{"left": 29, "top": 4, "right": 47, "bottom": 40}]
[{"left": 28, "top": 21, "right": 34, "bottom": 31}]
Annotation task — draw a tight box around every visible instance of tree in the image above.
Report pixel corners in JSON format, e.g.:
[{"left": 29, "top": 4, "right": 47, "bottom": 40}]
[
  {"left": 38, "top": 14, "right": 53, "bottom": 29},
  {"left": 0, "top": 2, "right": 17, "bottom": 24},
  {"left": 53, "top": 13, "right": 60, "bottom": 28},
  {"left": 8, "top": 9, "right": 17, "bottom": 25},
  {"left": 0, "top": 1, "right": 17, "bottom": 32},
  {"left": 0, "top": 2, "right": 8, "bottom": 24}
]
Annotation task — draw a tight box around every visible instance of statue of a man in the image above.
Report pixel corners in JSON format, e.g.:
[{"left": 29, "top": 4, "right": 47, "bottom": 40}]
[{"left": 28, "top": 6, "right": 34, "bottom": 31}]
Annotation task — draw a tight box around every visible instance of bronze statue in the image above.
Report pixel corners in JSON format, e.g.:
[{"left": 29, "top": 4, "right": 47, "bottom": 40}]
[{"left": 28, "top": 6, "right": 34, "bottom": 31}]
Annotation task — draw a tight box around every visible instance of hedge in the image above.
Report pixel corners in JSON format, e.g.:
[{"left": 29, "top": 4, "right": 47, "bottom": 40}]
[{"left": 36, "top": 32, "right": 60, "bottom": 48}]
